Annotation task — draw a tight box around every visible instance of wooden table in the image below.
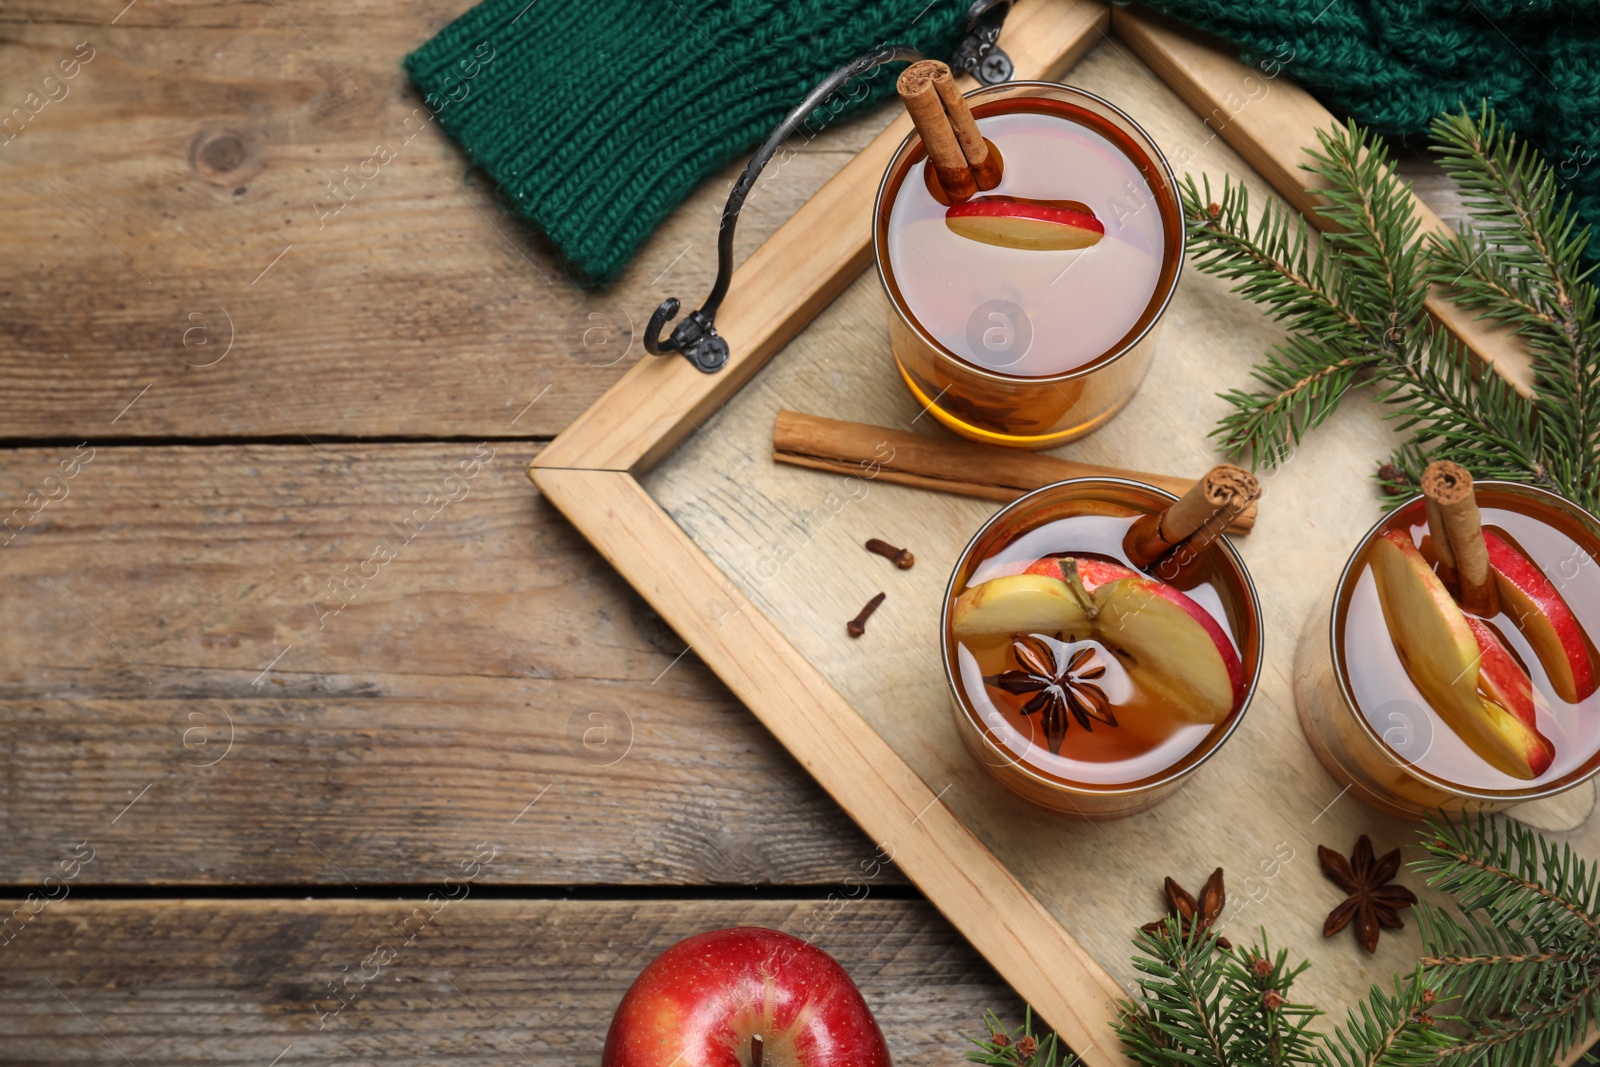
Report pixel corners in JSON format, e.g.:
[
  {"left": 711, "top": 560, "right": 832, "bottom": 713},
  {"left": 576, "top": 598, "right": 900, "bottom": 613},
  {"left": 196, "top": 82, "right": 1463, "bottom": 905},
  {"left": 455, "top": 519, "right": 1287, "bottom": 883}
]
[
  {"left": 0, "top": 1, "right": 1475, "bottom": 1063},
  {"left": 0, "top": 2, "right": 1028, "bottom": 1062}
]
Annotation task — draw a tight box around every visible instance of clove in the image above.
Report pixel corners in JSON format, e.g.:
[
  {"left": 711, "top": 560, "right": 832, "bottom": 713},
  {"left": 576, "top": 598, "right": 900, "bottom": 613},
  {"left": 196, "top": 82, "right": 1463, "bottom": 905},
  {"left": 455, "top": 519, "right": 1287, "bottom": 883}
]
[
  {"left": 847, "top": 592, "right": 887, "bottom": 637},
  {"left": 864, "top": 538, "right": 915, "bottom": 570}
]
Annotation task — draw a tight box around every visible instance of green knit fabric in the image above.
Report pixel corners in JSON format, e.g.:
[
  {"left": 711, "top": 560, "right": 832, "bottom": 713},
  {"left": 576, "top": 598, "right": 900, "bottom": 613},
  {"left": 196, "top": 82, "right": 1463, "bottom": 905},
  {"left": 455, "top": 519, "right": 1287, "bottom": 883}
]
[
  {"left": 408, "top": 0, "right": 1600, "bottom": 287},
  {"left": 1126, "top": 0, "right": 1600, "bottom": 258},
  {"left": 405, "top": 1, "right": 968, "bottom": 287}
]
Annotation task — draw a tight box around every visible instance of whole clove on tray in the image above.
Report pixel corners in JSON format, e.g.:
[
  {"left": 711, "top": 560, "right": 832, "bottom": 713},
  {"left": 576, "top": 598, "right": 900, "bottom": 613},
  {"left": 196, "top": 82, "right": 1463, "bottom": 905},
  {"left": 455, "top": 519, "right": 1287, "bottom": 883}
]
[
  {"left": 847, "top": 593, "right": 886, "bottom": 638},
  {"left": 864, "top": 538, "right": 915, "bottom": 569}
]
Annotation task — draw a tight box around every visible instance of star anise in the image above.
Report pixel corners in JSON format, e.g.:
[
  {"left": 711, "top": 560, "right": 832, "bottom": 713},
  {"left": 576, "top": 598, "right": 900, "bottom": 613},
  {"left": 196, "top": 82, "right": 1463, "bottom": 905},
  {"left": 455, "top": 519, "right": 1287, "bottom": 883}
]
[
  {"left": 1318, "top": 835, "right": 1417, "bottom": 953},
  {"left": 1140, "top": 867, "right": 1231, "bottom": 949},
  {"left": 984, "top": 634, "right": 1112, "bottom": 754}
]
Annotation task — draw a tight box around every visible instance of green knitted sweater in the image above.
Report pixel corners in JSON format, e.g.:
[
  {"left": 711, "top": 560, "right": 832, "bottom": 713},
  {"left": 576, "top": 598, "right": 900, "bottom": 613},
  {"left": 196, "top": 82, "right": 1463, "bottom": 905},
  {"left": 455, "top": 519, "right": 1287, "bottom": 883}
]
[
  {"left": 1132, "top": 0, "right": 1600, "bottom": 258},
  {"left": 406, "top": 0, "right": 1600, "bottom": 287},
  {"left": 405, "top": 0, "right": 967, "bottom": 287}
]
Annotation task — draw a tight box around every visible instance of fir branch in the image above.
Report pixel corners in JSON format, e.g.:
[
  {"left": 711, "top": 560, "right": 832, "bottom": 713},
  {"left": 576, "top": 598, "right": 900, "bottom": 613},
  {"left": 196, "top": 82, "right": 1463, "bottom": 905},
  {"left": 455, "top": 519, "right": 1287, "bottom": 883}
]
[
  {"left": 1317, "top": 969, "right": 1452, "bottom": 1067},
  {"left": 1193, "top": 105, "right": 1600, "bottom": 509},
  {"left": 1179, "top": 173, "right": 1380, "bottom": 464},
  {"left": 974, "top": 815, "right": 1600, "bottom": 1067},
  {"left": 1416, "top": 813, "right": 1600, "bottom": 939},
  {"left": 966, "top": 1006, "right": 1065, "bottom": 1066},
  {"left": 1115, "top": 920, "right": 1320, "bottom": 1067},
  {"left": 1180, "top": 174, "right": 1365, "bottom": 344},
  {"left": 1426, "top": 106, "right": 1600, "bottom": 508},
  {"left": 1344, "top": 814, "right": 1600, "bottom": 1067},
  {"left": 1372, "top": 329, "right": 1548, "bottom": 486},
  {"left": 1304, "top": 121, "right": 1429, "bottom": 334}
]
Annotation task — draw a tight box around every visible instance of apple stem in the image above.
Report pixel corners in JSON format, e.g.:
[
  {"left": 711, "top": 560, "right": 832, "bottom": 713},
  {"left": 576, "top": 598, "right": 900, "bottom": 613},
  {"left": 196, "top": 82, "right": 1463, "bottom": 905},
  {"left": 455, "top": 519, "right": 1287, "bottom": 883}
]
[
  {"left": 751, "top": 1033, "right": 765, "bottom": 1067},
  {"left": 1060, "top": 558, "right": 1099, "bottom": 619}
]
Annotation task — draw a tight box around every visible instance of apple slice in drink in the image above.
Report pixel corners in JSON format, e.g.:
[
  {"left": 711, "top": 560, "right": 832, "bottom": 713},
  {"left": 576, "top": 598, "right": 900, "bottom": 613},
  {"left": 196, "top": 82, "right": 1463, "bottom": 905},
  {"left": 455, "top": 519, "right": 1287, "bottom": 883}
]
[
  {"left": 1030, "top": 557, "right": 1246, "bottom": 705},
  {"left": 1484, "top": 530, "right": 1598, "bottom": 703},
  {"left": 945, "top": 196, "right": 1105, "bottom": 251},
  {"left": 947, "top": 572, "right": 1092, "bottom": 637},
  {"left": 951, "top": 558, "right": 1241, "bottom": 722},
  {"left": 1370, "top": 530, "right": 1554, "bottom": 780}
]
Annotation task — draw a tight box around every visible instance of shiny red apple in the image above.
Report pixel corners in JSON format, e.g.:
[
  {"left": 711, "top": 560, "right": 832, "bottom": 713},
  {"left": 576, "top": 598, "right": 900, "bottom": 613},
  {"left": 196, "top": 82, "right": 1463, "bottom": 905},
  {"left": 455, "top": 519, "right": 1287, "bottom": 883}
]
[{"left": 602, "top": 927, "right": 892, "bottom": 1067}]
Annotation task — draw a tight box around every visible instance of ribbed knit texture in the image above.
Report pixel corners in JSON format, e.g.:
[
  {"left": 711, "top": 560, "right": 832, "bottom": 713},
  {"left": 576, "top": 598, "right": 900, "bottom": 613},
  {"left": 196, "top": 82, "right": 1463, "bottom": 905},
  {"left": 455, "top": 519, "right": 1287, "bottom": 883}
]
[
  {"left": 1128, "top": 0, "right": 1600, "bottom": 258},
  {"left": 407, "top": 0, "right": 1600, "bottom": 287},
  {"left": 406, "top": 1, "right": 967, "bottom": 287}
]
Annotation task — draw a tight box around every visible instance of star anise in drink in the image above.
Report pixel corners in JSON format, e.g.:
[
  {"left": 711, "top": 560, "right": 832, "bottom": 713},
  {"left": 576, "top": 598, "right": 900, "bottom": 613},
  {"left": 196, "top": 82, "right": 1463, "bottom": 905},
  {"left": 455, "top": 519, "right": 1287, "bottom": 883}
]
[
  {"left": 984, "top": 634, "right": 1112, "bottom": 754},
  {"left": 1318, "top": 835, "right": 1417, "bottom": 953}
]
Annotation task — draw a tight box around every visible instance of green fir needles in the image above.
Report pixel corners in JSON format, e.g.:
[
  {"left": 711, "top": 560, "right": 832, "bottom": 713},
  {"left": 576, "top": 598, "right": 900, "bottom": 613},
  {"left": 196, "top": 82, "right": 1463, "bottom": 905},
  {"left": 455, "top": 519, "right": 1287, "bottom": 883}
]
[
  {"left": 973, "top": 813, "right": 1600, "bottom": 1067},
  {"left": 1185, "top": 107, "right": 1598, "bottom": 512}
]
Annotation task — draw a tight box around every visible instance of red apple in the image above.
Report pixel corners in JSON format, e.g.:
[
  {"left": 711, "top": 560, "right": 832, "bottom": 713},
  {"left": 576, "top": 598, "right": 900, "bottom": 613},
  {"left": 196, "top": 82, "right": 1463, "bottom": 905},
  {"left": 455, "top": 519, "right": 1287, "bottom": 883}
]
[
  {"left": 602, "top": 927, "right": 892, "bottom": 1067},
  {"left": 1370, "top": 530, "right": 1554, "bottom": 779},
  {"left": 945, "top": 196, "right": 1105, "bottom": 251},
  {"left": 950, "top": 557, "right": 1244, "bottom": 722},
  {"left": 1484, "top": 530, "right": 1597, "bottom": 703}
]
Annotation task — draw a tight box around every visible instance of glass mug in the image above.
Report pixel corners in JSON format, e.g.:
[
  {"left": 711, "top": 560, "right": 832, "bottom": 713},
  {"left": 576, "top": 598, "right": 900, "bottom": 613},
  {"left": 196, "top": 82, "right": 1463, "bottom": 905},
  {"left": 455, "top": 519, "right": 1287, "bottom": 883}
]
[
  {"left": 874, "top": 83, "right": 1184, "bottom": 449},
  {"left": 1295, "top": 482, "right": 1600, "bottom": 818},
  {"left": 942, "top": 478, "right": 1263, "bottom": 818}
]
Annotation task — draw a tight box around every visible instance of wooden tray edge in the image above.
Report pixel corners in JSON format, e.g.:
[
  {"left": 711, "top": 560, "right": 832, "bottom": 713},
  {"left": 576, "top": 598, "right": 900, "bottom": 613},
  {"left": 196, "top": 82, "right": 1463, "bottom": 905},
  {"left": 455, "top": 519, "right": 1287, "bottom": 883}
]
[{"left": 530, "top": 461, "right": 1133, "bottom": 1063}]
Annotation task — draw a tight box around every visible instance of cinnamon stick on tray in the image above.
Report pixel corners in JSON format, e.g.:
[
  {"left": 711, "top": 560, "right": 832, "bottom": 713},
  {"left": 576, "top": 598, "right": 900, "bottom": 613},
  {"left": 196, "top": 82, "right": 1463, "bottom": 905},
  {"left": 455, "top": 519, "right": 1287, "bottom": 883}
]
[
  {"left": 772, "top": 410, "right": 1257, "bottom": 534},
  {"left": 1421, "top": 460, "right": 1499, "bottom": 617},
  {"left": 896, "top": 60, "right": 999, "bottom": 201}
]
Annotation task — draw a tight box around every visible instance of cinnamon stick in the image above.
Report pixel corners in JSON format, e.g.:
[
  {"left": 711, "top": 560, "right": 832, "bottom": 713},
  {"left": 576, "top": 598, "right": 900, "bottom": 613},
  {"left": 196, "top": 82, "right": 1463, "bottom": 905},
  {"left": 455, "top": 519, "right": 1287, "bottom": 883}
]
[
  {"left": 1422, "top": 495, "right": 1459, "bottom": 592},
  {"left": 772, "top": 410, "right": 1257, "bottom": 534},
  {"left": 1123, "top": 465, "right": 1260, "bottom": 569},
  {"left": 1421, "top": 460, "right": 1498, "bottom": 616},
  {"left": 897, "top": 61, "right": 977, "bottom": 202},
  {"left": 929, "top": 63, "right": 1001, "bottom": 190}
]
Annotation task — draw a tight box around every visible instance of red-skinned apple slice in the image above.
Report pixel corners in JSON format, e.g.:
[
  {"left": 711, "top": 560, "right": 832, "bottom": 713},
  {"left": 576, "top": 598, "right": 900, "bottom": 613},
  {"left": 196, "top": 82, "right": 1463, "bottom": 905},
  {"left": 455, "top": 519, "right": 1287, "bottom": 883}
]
[
  {"left": 945, "top": 195, "right": 1105, "bottom": 251},
  {"left": 1370, "top": 530, "right": 1555, "bottom": 780},
  {"left": 1483, "top": 530, "right": 1597, "bottom": 703},
  {"left": 950, "top": 557, "right": 1242, "bottom": 722},
  {"left": 1024, "top": 556, "right": 1245, "bottom": 703}
]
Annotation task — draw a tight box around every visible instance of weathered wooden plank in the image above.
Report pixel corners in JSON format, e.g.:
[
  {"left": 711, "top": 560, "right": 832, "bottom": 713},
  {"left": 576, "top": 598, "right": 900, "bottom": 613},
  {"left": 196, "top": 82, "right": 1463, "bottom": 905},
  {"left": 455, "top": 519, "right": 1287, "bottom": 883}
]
[
  {"left": 0, "top": 898, "right": 1021, "bottom": 1065},
  {"left": 0, "top": 0, "right": 882, "bottom": 439},
  {"left": 0, "top": 442, "right": 895, "bottom": 886}
]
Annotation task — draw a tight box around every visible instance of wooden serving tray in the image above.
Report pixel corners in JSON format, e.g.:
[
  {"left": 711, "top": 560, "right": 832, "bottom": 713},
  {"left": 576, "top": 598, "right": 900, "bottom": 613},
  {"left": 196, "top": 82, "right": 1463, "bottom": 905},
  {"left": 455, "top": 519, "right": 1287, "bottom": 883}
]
[{"left": 531, "top": 4, "right": 1591, "bottom": 1061}]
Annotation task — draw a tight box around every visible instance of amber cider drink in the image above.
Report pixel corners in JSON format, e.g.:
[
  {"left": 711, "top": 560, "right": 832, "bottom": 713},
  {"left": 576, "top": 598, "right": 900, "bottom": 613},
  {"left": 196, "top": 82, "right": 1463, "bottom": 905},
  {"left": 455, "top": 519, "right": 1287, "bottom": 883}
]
[
  {"left": 874, "top": 83, "right": 1183, "bottom": 449},
  {"left": 1297, "top": 484, "right": 1600, "bottom": 815},
  {"left": 942, "top": 479, "right": 1261, "bottom": 818}
]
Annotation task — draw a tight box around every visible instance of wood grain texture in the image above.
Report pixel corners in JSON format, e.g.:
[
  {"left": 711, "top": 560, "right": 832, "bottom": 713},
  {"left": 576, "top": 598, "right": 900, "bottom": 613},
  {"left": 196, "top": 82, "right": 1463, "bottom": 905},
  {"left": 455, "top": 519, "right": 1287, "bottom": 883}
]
[
  {"left": 533, "top": 0, "right": 1112, "bottom": 475},
  {"left": 532, "top": 466, "right": 1131, "bottom": 1065},
  {"left": 0, "top": 0, "right": 887, "bottom": 439},
  {"left": 1111, "top": 4, "right": 1536, "bottom": 395},
  {"left": 0, "top": 442, "right": 896, "bottom": 887},
  {"left": 0, "top": 898, "right": 1020, "bottom": 1065}
]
